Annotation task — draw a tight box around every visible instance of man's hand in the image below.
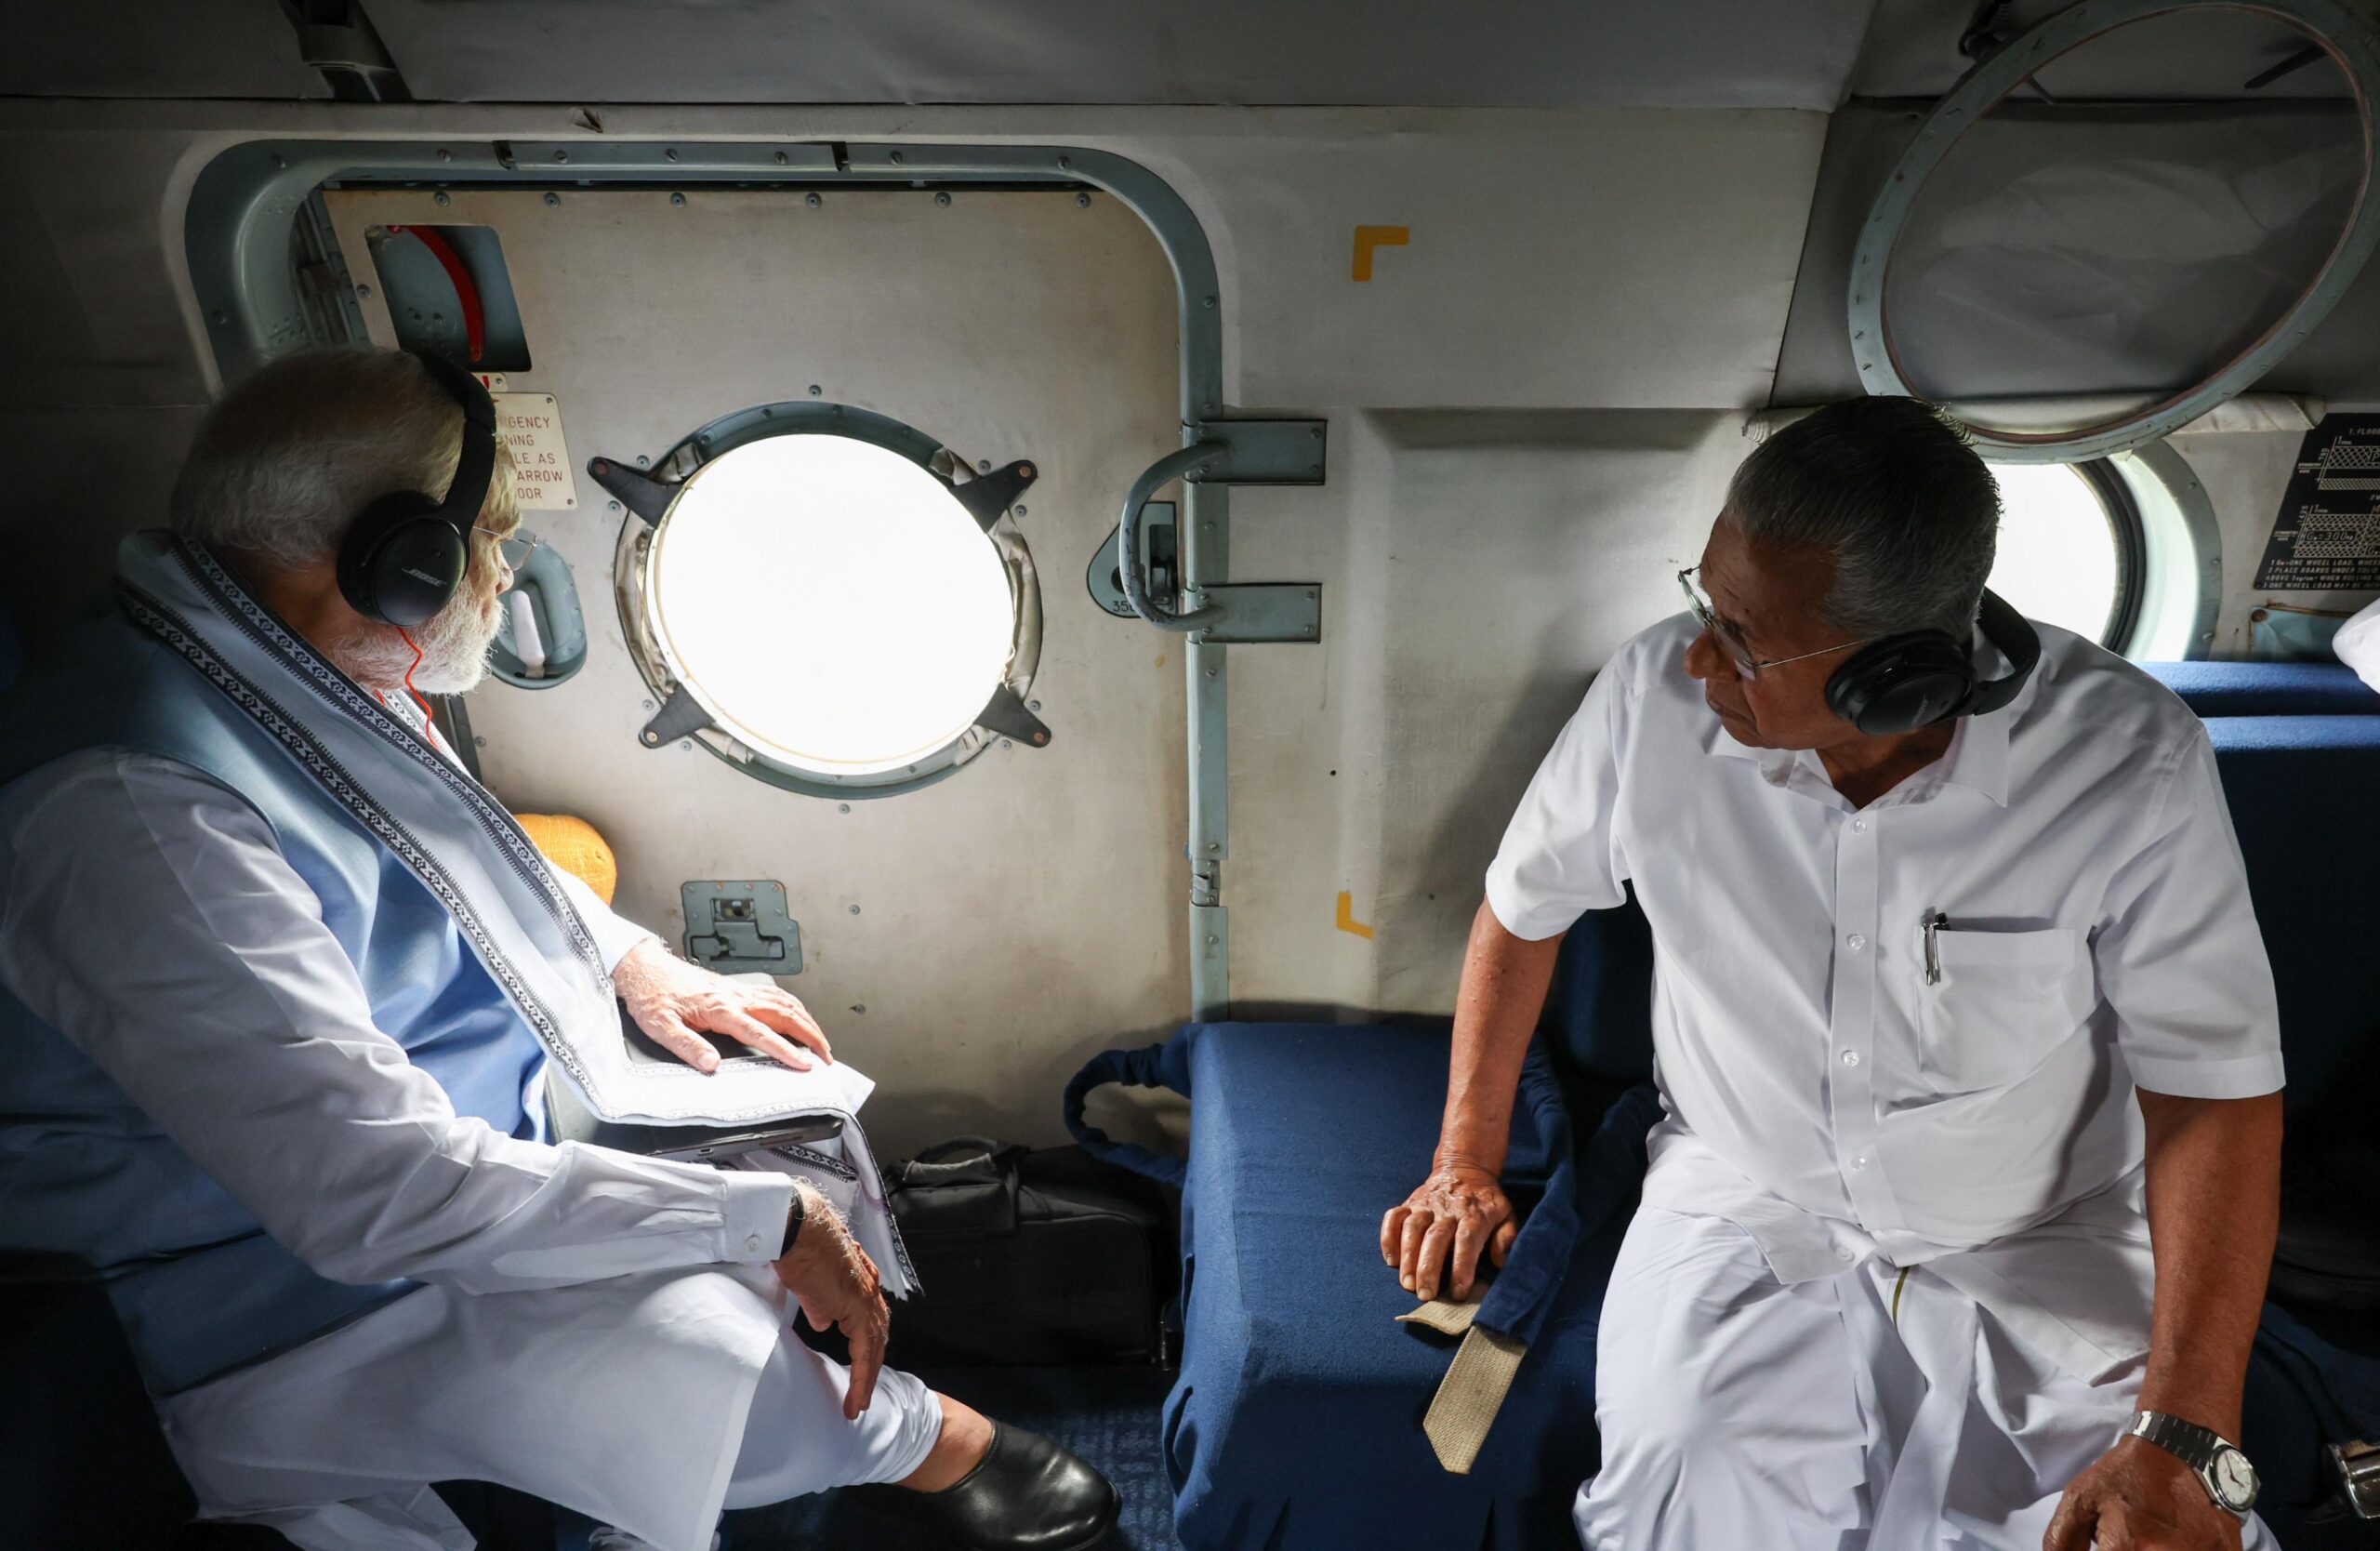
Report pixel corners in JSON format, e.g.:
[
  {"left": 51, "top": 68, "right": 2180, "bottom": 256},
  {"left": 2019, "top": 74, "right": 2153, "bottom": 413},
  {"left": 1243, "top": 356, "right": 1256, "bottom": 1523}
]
[
  {"left": 1382, "top": 1164, "right": 1518, "bottom": 1302},
  {"left": 612, "top": 938, "right": 830, "bottom": 1074},
  {"left": 2044, "top": 1437, "right": 2242, "bottom": 1551},
  {"left": 772, "top": 1181, "right": 890, "bottom": 1420}
]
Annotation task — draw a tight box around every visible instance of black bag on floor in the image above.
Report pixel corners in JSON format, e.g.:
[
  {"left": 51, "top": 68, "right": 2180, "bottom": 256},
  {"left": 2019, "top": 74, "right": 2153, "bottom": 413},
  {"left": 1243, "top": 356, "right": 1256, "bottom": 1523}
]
[{"left": 884, "top": 1137, "right": 1175, "bottom": 1367}]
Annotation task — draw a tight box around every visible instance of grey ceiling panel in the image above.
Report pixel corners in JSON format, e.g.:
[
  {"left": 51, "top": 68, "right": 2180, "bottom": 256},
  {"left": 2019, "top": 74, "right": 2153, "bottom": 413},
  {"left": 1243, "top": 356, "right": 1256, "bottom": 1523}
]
[
  {"left": 364, "top": 0, "right": 1878, "bottom": 109},
  {"left": 1853, "top": 0, "right": 2370, "bottom": 99},
  {"left": 0, "top": 0, "right": 326, "bottom": 99}
]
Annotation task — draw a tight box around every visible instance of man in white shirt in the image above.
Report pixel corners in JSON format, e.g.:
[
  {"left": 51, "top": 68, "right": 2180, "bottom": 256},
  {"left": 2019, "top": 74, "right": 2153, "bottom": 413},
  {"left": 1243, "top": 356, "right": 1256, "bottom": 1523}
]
[
  {"left": 1383, "top": 398, "right": 2285, "bottom": 1550},
  {"left": 0, "top": 348, "right": 1117, "bottom": 1551}
]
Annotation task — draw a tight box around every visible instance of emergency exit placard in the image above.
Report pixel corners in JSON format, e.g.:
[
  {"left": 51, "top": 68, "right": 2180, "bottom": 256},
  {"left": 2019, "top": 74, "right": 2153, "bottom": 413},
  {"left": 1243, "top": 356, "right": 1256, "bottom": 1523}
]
[{"left": 493, "top": 392, "right": 579, "bottom": 511}]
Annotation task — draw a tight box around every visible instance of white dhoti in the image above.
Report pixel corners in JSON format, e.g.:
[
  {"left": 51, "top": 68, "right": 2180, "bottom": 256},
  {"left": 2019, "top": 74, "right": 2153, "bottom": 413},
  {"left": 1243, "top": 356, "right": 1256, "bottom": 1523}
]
[
  {"left": 1575, "top": 1208, "right": 2278, "bottom": 1551},
  {"left": 159, "top": 1265, "right": 943, "bottom": 1551}
]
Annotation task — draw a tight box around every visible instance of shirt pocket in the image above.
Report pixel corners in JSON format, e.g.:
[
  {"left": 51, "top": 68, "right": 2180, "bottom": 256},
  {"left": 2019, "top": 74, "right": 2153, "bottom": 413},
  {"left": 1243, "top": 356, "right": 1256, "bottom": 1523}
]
[{"left": 1917, "top": 926, "right": 2095, "bottom": 1092}]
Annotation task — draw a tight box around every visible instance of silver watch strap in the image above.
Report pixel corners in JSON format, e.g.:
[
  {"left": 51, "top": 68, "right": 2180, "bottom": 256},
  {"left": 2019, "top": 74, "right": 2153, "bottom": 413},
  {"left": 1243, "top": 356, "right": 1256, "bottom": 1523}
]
[{"left": 2127, "top": 1410, "right": 2228, "bottom": 1467}]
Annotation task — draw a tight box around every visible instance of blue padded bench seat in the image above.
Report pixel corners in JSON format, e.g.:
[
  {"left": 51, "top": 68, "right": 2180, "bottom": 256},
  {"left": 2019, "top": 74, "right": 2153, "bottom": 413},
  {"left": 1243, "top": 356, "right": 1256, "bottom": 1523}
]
[
  {"left": 1163, "top": 1022, "right": 1629, "bottom": 1551},
  {"left": 2144, "top": 660, "right": 2380, "bottom": 718}
]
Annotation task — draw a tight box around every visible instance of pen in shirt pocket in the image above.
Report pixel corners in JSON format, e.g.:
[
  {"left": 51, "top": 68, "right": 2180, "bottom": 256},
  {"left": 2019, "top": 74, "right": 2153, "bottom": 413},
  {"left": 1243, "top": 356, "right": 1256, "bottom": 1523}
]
[{"left": 1923, "top": 911, "right": 1949, "bottom": 985}]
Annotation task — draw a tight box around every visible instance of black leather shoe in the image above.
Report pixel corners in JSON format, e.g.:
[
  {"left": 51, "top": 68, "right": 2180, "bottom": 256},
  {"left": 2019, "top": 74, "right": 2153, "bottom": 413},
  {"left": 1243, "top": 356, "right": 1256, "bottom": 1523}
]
[{"left": 851, "top": 1423, "right": 1120, "bottom": 1551}]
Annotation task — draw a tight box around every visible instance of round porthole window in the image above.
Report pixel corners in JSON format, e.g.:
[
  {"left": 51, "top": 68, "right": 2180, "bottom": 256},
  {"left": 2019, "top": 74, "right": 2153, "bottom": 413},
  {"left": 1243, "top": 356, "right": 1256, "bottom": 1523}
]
[{"left": 604, "top": 403, "right": 1045, "bottom": 798}]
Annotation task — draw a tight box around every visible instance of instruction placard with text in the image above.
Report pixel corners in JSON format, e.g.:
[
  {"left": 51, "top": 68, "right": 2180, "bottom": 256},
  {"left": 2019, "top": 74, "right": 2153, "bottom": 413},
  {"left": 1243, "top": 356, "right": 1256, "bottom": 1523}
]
[
  {"left": 2254, "top": 414, "right": 2380, "bottom": 590},
  {"left": 493, "top": 392, "right": 579, "bottom": 512}
]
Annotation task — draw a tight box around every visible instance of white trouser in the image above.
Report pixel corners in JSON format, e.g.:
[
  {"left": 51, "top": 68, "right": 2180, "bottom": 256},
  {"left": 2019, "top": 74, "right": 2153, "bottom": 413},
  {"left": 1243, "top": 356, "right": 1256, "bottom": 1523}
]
[
  {"left": 1575, "top": 1207, "right": 2278, "bottom": 1551},
  {"left": 161, "top": 1266, "right": 942, "bottom": 1551}
]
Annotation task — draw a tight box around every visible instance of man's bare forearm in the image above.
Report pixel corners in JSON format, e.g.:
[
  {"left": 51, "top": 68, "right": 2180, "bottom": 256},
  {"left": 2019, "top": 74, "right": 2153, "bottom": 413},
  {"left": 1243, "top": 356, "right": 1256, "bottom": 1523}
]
[
  {"left": 2135, "top": 1088, "right": 2282, "bottom": 1441},
  {"left": 1435, "top": 900, "right": 1567, "bottom": 1176}
]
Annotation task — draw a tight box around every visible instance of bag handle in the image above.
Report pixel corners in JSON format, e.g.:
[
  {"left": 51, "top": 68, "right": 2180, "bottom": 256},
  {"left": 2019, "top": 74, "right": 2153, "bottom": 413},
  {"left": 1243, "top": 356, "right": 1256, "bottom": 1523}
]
[{"left": 894, "top": 1136, "right": 1022, "bottom": 1188}]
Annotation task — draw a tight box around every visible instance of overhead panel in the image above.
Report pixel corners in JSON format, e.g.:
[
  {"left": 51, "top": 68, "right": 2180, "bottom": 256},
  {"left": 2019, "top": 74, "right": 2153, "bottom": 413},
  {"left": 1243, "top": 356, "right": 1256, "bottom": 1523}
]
[
  {"left": 1844, "top": 0, "right": 2380, "bottom": 459},
  {"left": 363, "top": 0, "right": 1877, "bottom": 110},
  {"left": 0, "top": 0, "right": 327, "bottom": 99}
]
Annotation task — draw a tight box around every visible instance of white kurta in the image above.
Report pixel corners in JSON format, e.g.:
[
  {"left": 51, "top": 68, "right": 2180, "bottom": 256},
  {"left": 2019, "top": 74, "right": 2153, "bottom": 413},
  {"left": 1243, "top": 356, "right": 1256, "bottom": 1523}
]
[
  {"left": 1485, "top": 616, "right": 2284, "bottom": 1535},
  {"left": 0, "top": 714, "right": 940, "bottom": 1551}
]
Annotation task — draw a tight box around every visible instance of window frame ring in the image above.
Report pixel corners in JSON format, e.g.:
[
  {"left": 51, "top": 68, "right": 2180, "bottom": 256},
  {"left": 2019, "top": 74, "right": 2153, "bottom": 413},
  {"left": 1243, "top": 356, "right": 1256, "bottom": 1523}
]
[{"left": 612, "top": 400, "right": 1044, "bottom": 801}]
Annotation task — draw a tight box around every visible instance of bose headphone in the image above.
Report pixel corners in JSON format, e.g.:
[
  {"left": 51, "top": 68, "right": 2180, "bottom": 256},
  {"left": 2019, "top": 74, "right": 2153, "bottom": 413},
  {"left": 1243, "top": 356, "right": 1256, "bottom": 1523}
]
[
  {"left": 335, "top": 351, "right": 499, "bottom": 629},
  {"left": 1823, "top": 589, "right": 2043, "bottom": 736}
]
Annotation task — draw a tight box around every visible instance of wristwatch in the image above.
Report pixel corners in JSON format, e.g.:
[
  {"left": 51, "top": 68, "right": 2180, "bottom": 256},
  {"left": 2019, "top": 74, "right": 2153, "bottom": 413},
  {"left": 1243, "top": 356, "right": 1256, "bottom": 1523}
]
[{"left": 2124, "top": 1411, "right": 2260, "bottom": 1518}]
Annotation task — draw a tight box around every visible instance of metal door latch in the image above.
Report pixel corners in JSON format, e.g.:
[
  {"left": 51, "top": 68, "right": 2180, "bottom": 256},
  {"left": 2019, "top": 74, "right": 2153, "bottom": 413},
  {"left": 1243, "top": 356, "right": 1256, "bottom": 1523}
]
[{"left": 681, "top": 881, "right": 803, "bottom": 973}]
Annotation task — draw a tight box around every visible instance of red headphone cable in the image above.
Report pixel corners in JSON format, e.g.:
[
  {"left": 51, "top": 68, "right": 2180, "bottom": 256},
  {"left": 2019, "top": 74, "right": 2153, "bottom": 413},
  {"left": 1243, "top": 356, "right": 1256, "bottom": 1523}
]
[{"left": 397, "top": 627, "right": 438, "bottom": 725}]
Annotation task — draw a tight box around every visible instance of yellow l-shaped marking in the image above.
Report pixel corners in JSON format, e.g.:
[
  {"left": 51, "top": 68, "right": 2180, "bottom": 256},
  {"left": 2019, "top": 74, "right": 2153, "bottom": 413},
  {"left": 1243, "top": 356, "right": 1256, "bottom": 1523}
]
[
  {"left": 1337, "top": 892, "right": 1377, "bottom": 939},
  {"left": 1352, "top": 225, "right": 1410, "bottom": 282}
]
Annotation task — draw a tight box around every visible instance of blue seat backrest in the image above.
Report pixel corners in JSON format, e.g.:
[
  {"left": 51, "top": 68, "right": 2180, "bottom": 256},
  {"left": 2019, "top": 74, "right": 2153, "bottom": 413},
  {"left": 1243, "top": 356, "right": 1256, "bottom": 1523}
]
[
  {"left": 2203, "top": 714, "right": 2380, "bottom": 1110},
  {"left": 2145, "top": 661, "right": 2380, "bottom": 719},
  {"left": 1543, "top": 883, "right": 1657, "bottom": 1086}
]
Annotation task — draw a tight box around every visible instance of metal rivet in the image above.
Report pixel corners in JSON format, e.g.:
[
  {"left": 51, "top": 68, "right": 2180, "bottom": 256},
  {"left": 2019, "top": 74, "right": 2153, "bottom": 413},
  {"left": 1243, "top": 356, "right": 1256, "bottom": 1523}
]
[
  {"left": 436, "top": 148, "right": 453, "bottom": 162},
  {"left": 1059, "top": 155, "right": 1073, "bottom": 169},
  {"left": 433, "top": 191, "right": 450, "bottom": 206},
  {"left": 355, "top": 284, "right": 373, "bottom": 299},
  {"left": 1013, "top": 504, "right": 1027, "bottom": 516},
  {"left": 1001, "top": 738, "right": 1013, "bottom": 749},
  {"left": 1028, "top": 699, "right": 1041, "bottom": 711},
  {"left": 1206, "top": 935, "right": 1219, "bottom": 947},
  {"left": 473, "top": 736, "right": 487, "bottom": 748},
  {"left": 679, "top": 740, "right": 693, "bottom": 750},
  {"left": 807, "top": 192, "right": 822, "bottom": 208},
  {"left": 642, "top": 698, "right": 655, "bottom": 710},
  {"left": 1207, "top": 842, "right": 1220, "bottom": 853},
  {"left": 849, "top": 904, "right": 862, "bottom": 915},
  {"left": 608, "top": 499, "right": 622, "bottom": 512},
  {"left": 636, "top": 454, "right": 651, "bottom": 467},
  {"left": 1305, "top": 590, "right": 1317, "bottom": 599},
  {"left": 1205, "top": 667, "right": 1217, "bottom": 678},
  {"left": 935, "top": 192, "right": 951, "bottom": 206},
  {"left": 977, "top": 459, "right": 992, "bottom": 473},
  {"left": 553, "top": 149, "right": 569, "bottom": 163},
  {"left": 544, "top": 192, "right": 560, "bottom": 206},
  {"left": 1202, "top": 295, "right": 1218, "bottom": 310},
  {"left": 774, "top": 150, "right": 789, "bottom": 165},
  {"left": 852, "top": 1003, "right": 866, "bottom": 1014},
  {"left": 664, "top": 148, "right": 679, "bottom": 162},
  {"left": 1077, "top": 192, "right": 1091, "bottom": 207},
  {"left": 808, "top": 384, "right": 822, "bottom": 396},
  {"left": 670, "top": 192, "right": 685, "bottom": 206},
  {"left": 889, "top": 151, "right": 905, "bottom": 165},
  {"left": 839, "top": 803, "right": 852, "bottom": 814},
  {"left": 643, "top": 732, "right": 659, "bottom": 745}
]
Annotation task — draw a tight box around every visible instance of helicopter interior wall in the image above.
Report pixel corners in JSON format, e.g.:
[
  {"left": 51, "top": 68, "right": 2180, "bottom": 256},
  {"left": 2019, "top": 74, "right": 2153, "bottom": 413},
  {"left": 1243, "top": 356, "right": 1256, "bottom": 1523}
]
[{"left": 1, "top": 90, "right": 2376, "bottom": 1146}]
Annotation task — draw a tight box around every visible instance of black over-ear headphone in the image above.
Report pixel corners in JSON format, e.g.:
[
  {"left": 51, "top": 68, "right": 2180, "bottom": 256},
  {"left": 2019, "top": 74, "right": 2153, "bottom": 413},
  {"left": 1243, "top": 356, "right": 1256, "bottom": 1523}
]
[
  {"left": 336, "top": 352, "right": 499, "bottom": 629},
  {"left": 1823, "top": 589, "right": 2043, "bottom": 736}
]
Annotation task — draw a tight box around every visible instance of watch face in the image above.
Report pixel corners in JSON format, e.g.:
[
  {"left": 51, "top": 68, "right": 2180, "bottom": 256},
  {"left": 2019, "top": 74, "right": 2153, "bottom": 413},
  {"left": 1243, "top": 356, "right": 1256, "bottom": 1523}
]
[{"left": 2212, "top": 1447, "right": 2258, "bottom": 1508}]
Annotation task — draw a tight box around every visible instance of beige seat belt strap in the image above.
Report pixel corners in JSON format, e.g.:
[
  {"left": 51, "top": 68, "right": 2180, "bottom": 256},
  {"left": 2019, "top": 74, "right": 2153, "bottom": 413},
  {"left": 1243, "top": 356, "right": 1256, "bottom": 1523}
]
[{"left": 1396, "top": 1294, "right": 1528, "bottom": 1475}]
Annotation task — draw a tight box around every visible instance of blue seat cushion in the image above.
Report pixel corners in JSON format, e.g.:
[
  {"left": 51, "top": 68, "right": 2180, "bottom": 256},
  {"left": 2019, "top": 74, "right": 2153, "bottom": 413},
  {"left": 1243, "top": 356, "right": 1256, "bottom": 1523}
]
[
  {"left": 1164, "top": 1023, "right": 1627, "bottom": 1551},
  {"left": 2145, "top": 660, "right": 2379, "bottom": 718},
  {"left": 2203, "top": 714, "right": 2380, "bottom": 1107}
]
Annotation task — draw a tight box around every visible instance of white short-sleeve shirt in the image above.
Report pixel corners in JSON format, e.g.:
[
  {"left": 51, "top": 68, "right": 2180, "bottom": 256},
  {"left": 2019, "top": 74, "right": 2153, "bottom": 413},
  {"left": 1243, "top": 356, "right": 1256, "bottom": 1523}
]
[{"left": 1486, "top": 614, "right": 2284, "bottom": 1380}]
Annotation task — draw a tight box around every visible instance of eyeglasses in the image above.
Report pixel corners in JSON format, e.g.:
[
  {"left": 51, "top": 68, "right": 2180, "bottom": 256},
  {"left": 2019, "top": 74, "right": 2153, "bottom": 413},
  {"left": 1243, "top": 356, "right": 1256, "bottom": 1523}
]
[
  {"left": 1677, "top": 566, "right": 1863, "bottom": 680},
  {"left": 474, "top": 525, "right": 540, "bottom": 571}
]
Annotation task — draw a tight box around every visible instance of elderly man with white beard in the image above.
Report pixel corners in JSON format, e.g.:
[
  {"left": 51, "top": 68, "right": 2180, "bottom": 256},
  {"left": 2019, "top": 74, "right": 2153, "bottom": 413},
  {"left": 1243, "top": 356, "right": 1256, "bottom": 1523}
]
[{"left": 0, "top": 348, "right": 1117, "bottom": 1551}]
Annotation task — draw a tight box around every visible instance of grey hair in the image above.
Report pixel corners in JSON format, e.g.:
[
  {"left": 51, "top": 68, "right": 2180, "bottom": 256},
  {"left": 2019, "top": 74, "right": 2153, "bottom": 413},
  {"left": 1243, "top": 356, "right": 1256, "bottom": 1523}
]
[
  {"left": 1724, "top": 397, "right": 2000, "bottom": 641},
  {"left": 169, "top": 347, "right": 515, "bottom": 571}
]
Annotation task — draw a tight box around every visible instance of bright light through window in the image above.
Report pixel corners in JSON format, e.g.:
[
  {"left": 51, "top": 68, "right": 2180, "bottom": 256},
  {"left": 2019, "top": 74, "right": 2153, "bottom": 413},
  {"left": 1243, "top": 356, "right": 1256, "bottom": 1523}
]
[
  {"left": 645, "top": 435, "right": 1018, "bottom": 776},
  {"left": 1985, "top": 462, "right": 2121, "bottom": 644}
]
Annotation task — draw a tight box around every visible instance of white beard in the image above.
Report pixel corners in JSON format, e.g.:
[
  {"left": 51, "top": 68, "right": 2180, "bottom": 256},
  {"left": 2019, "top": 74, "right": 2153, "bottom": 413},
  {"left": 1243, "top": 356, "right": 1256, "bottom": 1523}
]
[{"left": 334, "top": 586, "right": 504, "bottom": 696}]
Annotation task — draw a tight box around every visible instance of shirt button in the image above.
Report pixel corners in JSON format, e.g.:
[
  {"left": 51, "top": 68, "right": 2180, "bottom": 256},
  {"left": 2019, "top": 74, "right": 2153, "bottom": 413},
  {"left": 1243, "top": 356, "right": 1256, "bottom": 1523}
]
[
  {"left": 745, "top": 1235, "right": 762, "bottom": 1253},
  {"left": 1851, "top": 817, "right": 1869, "bottom": 833},
  {"left": 1835, "top": 1246, "right": 1857, "bottom": 1263},
  {"left": 1846, "top": 934, "right": 1867, "bottom": 951},
  {"left": 1842, "top": 1050, "right": 1862, "bottom": 1067},
  {"left": 1851, "top": 1154, "right": 1868, "bottom": 1170}
]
